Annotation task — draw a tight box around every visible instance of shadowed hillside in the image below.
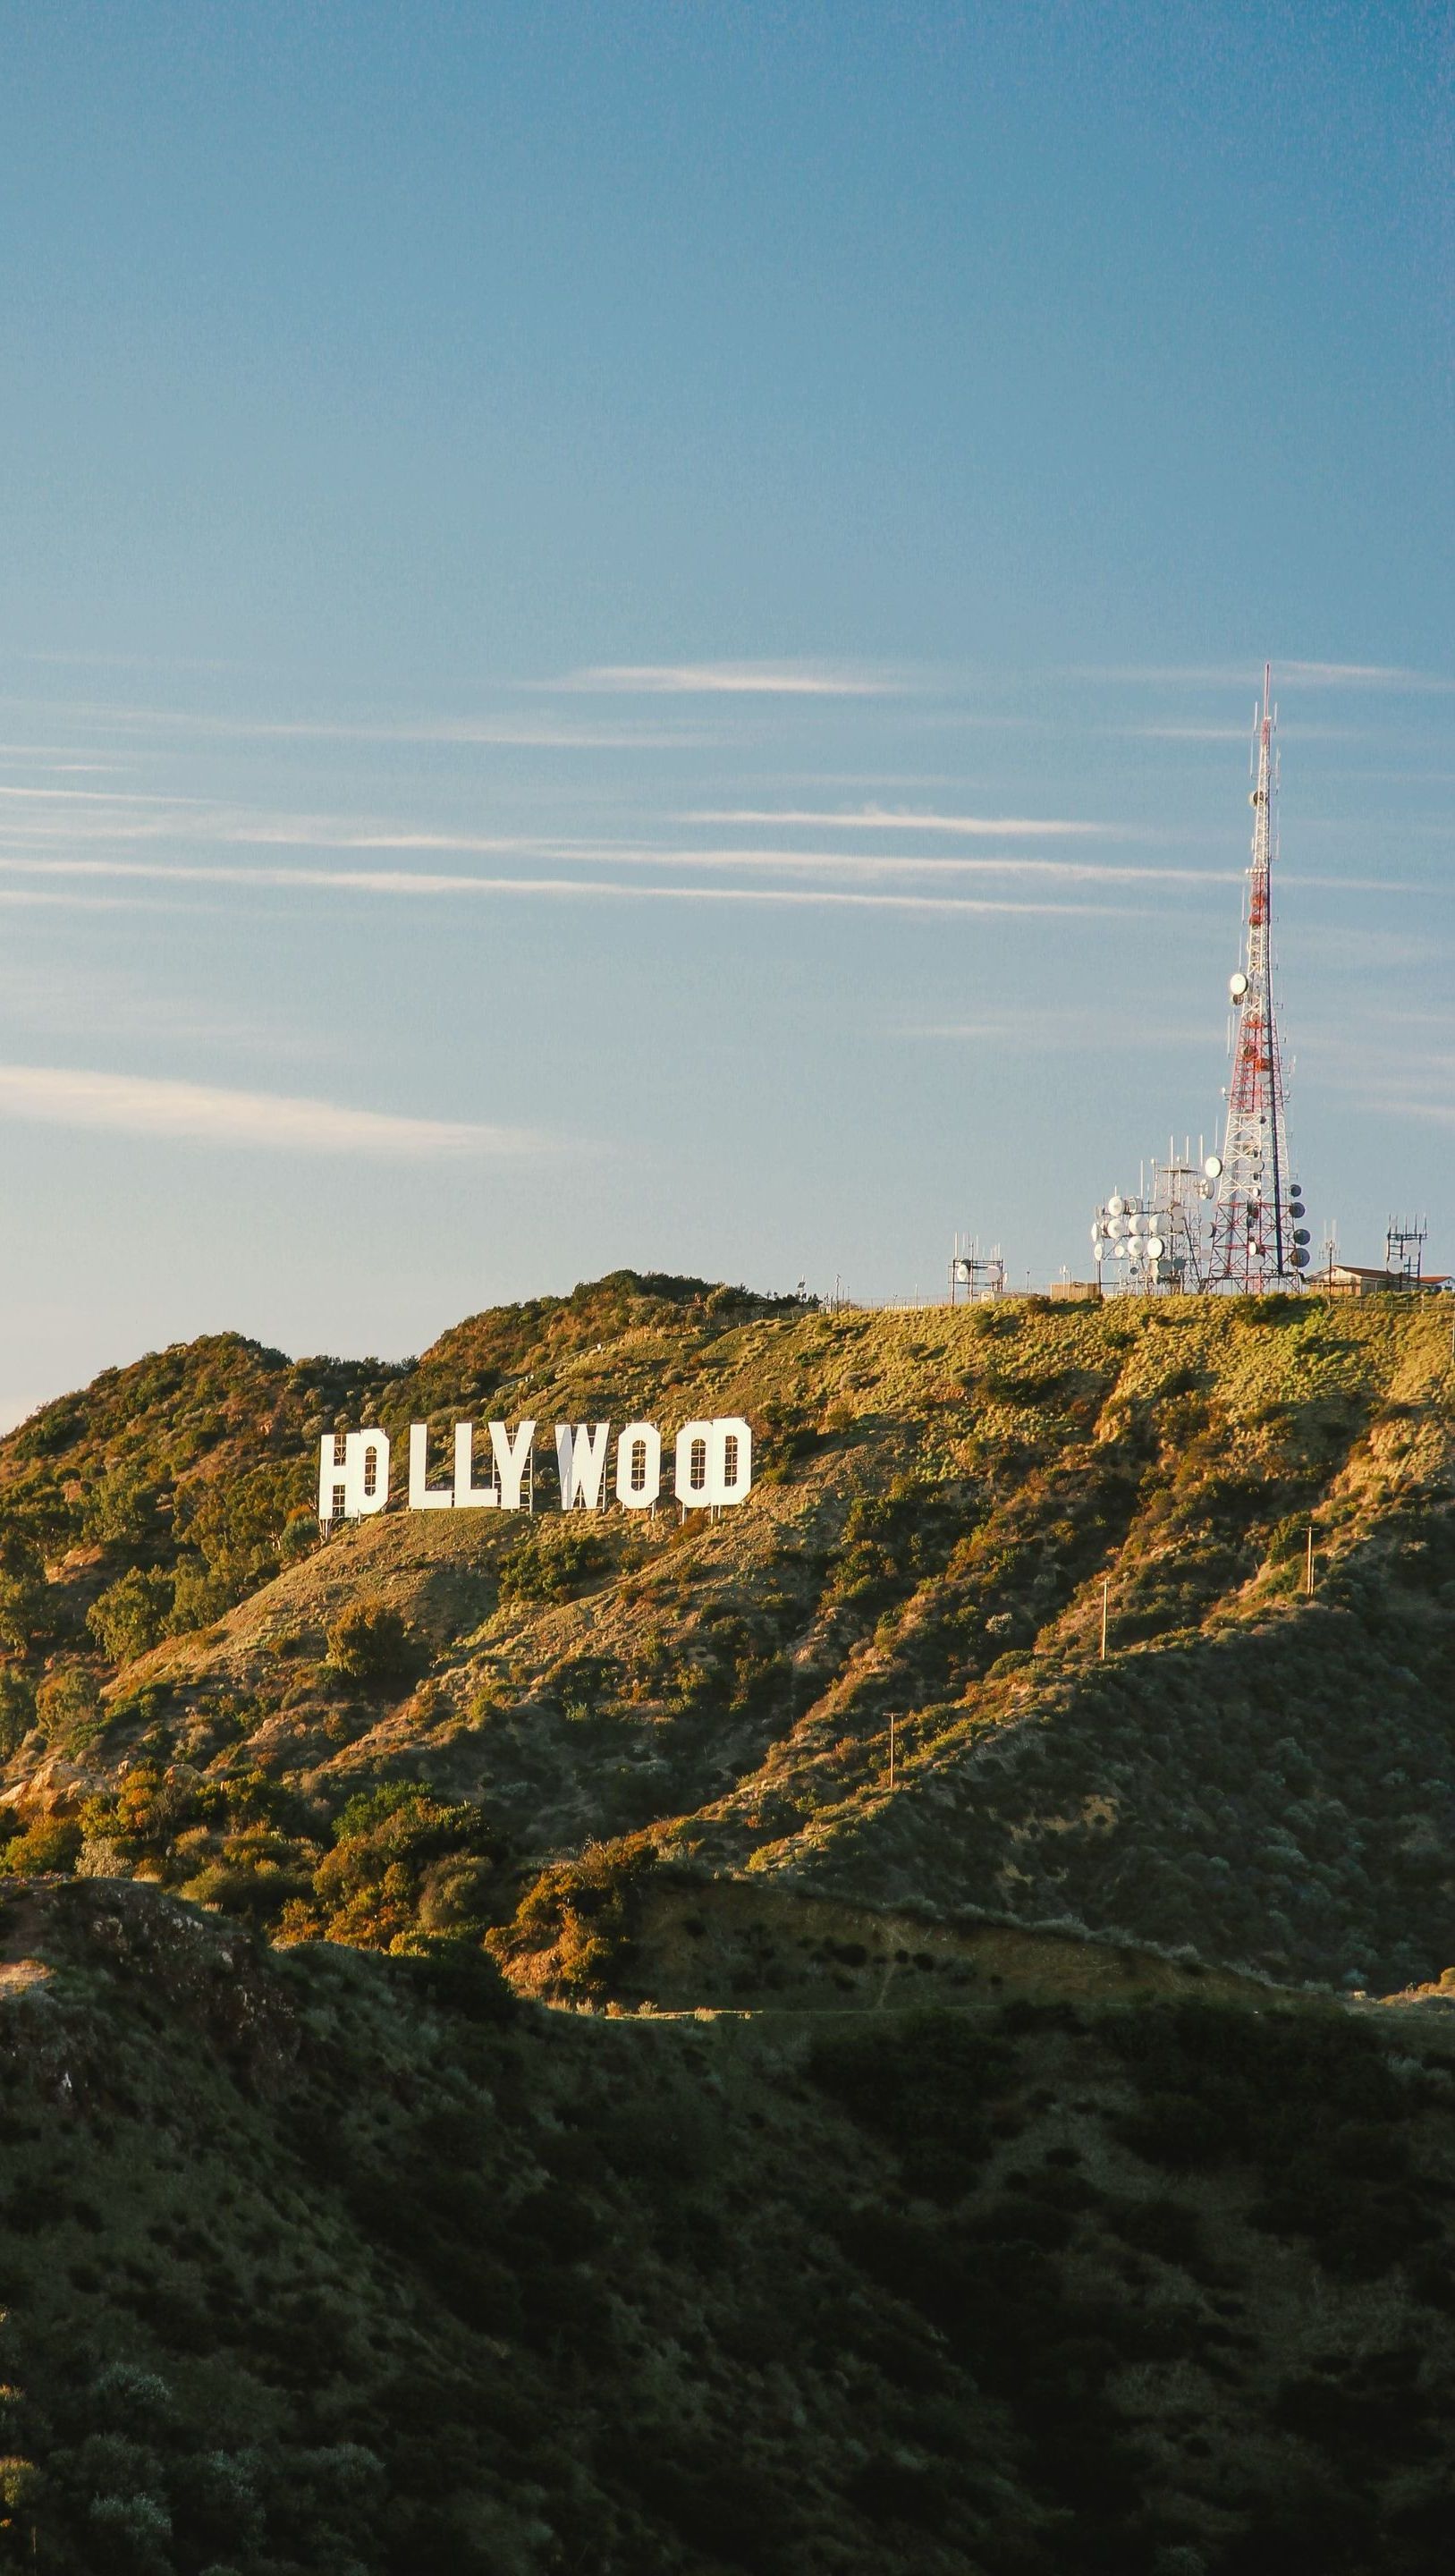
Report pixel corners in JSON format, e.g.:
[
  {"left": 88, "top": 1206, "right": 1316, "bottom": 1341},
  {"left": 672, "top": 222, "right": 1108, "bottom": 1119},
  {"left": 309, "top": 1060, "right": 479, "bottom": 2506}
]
[
  {"left": 0, "top": 1275, "right": 1452, "bottom": 1995},
  {"left": 1, "top": 1878, "right": 1454, "bottom": 2575}
]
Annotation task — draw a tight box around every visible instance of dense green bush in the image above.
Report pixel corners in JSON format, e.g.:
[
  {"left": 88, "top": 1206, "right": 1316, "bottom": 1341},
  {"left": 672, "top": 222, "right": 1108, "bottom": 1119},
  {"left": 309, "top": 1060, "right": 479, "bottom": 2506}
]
[
  {"left": 80, "top": 1465, "right": 168, "bottom": 1555},
  {"left": 0, "top": 1667, "right": 36, "bottom": 1757},
  {"left": 2, "top": 1814, "right": 81, "bottom": 1875},
  {"left": 497, "top": 1522, "right": 611, "bottom": 1605},
  {"left": 0, "top": 1529, "right": 48, "bottom": 1653},
  {"left": 163, "top": 1555, "right": 230, "bottom": 1636},
  {"left": 491, "top": 1835, "right": 657, "bottom": 1997},
  {"left": 325, "top": 1600, "right": 415, "bottom": 1683},
  {"left": 34, "top": 1666, "right": 101, "bottom": 1749},
  {"left": 300, "top": 1784, "right": 503, "bottom": 1950},
  {"left": 87, "top": 1568, "right": 173, "bottom": 1663}
]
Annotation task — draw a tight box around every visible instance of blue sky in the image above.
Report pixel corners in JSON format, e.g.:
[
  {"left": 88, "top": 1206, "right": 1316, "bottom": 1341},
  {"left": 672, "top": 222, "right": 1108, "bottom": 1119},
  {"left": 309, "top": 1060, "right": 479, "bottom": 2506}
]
[{"left": 0, "top": 3, "right": 1451, "bottom": 1413}]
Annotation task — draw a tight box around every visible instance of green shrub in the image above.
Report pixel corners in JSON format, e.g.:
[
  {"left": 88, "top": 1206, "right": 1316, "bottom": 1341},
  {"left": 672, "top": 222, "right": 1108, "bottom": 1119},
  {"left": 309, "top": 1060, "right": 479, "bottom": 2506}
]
[
  {"left": 0, "top": 1666, "right": 37, "bottom": 1756},
  {"left": 80, "top": 1467, "right": 167, "bottom": 1552},
  {"left": 180, "top": 1859, "right": 310, "bottom": 1925},
  {"left": 416, "top": 1856, "right": 497, "bottom": 1932},
  {"left": 87, "top": 1568, "right": 173, "bottom": 1664},
  {"left": 3, "top": 1814, "right": 82, "bottom": 1876},
  {"left": 165, "top": 1556, "right": 230, "bottom": 1637},
  {"left": 278, "top": 1510, "right": 318, "bottom": 1567},
  {"left": 312, "top": 1788, "right": 500, "bottom": 1951},
  {"left": 0, "top": 1529, "right": 48, "bottom": 1651},
  {"left": 491, "top": 1835, "right": 656, "bottom": 1996},
  {"left": 326, "top": 1600, "right": 415, "bottom": 1683},
  {"left": 332, "top": 1778, "right": 426, "bottom": 1840},
  {"left": 498, "top": 1524, "right": 610, "bottom": 1606},
  {"left": 35, "top": 1665, "right": 102, "bottom": 1748}
]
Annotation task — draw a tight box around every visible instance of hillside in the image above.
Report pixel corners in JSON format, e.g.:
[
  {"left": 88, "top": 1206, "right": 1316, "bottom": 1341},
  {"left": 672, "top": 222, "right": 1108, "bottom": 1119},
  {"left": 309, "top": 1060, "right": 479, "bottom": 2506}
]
[
  {"left": 0, "top": 1274, "right": 1452, "bottom": 1995},
  {"left": 1, "top": 1877, "right": 1454, "bottom": 2576}
]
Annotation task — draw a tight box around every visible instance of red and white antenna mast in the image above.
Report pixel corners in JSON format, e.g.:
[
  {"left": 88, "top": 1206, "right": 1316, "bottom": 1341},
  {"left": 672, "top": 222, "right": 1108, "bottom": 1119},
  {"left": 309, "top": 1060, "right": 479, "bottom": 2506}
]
[{"left": 1207, "top": 665, "right": 1308, "bottom": 1288}]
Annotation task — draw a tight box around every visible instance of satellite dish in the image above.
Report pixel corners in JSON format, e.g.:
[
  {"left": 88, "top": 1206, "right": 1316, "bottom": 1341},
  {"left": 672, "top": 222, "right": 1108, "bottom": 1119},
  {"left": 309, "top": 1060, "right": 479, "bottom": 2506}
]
[
  {"left": 1146, "top": 1235, "right": 1165, "bottom": 1260},
  {"left": 1292, "top": 1228, "right": 1310, "bottom": 1247},
  {"left": 1093, "top": 1241, "right": 1106, "bottom": 1263},
  {"left": 1090, "top": 1224, "right": 1103, "bottom": 1245},
  {"left": 1203, "top": 1154, "right": 1222, "bottom": 1180},
  {"left": 1289, "top": 1199, "right": 1306, "bottom": 1219},
  {"left": 1291, "top": 1247, "right": 1311, "bottom": 1270},
  {"left": 1107, "top": 1215, "right": 1125, "bottom": 1239},
  {"left": 1107, "top": 1195, "right": 1125, "bottom": 1217},
  {"left": 1229, "top": 972, "right": 1249, "bottom": 1001}
]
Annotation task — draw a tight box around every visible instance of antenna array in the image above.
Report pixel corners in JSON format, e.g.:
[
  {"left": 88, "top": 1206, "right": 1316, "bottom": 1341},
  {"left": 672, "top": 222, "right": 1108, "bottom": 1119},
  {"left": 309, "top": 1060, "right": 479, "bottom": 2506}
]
[
  {"left": 1088, "top": 665, "right": 1311, "bottom": 1296},
  {"left": 1206, "top": 665, "right": 1308, "bottom": 1287}
]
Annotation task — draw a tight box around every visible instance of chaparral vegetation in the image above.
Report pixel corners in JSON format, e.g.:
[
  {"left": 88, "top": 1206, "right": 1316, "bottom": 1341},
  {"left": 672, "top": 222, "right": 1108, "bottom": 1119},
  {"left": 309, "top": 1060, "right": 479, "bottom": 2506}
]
[{"left": 0, "top": 1275, "right": 1451, "bottom": 2569}]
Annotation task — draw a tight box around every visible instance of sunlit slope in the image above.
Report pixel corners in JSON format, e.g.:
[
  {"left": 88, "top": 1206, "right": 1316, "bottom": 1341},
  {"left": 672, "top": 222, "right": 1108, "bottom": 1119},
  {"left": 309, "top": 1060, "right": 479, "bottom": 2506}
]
[{"left": 1, "top": 1275, "right": 1452, "bottom": 1990}]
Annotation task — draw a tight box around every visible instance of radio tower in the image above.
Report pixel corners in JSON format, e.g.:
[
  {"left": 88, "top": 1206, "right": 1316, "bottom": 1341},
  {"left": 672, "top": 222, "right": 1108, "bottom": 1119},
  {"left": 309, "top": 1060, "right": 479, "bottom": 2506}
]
[{"left": 1207, "top": 665, "right": 1307, "bottom": 1288}]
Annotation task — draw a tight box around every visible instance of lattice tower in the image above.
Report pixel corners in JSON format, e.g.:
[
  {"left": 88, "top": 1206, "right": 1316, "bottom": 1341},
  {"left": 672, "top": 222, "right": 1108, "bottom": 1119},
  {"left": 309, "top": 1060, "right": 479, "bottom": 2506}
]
[{"left": 1208, "top": 665, "right": 1304, "bottom": 1289}]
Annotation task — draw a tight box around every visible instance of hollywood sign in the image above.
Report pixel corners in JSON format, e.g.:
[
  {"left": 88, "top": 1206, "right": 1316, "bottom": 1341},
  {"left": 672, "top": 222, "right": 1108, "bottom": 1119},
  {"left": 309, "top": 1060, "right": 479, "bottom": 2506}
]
[{"left": 317, "top": 1417, "right": 753, "bottom": 1522}]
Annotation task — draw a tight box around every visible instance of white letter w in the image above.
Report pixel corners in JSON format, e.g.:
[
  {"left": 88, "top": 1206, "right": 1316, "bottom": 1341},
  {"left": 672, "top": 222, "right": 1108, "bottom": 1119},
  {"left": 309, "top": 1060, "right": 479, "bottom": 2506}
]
[{"left": 554, "top": 1422, "right": 609, "bottom": 1511}]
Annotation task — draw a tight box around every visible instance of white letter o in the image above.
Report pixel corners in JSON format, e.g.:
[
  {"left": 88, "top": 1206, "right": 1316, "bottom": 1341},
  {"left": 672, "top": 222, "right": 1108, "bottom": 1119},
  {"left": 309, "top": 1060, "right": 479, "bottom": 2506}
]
[{"left": 615, "top": 1421, "right": 662, "bottom": 1509}]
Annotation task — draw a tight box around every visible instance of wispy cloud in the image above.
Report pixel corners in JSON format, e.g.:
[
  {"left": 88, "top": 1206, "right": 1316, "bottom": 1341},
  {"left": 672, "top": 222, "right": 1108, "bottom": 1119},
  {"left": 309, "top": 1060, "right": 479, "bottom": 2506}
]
[
  {"left": 547, "top": 662, "right": 901, "bottom": 698},
  {"left": 680, "top": 808, "right": 1114, "bottom": 835},
  {"left": 585, "top": 849, "right": 1216, "bottom": 886},
  {"left": 1066, "top": 664, "right": 1265, "bottom": 689},
  {"left": 0, "top": 1066, "right": 544, "bottom": 1157},
  {"left": 1280, "top": 661, "right": 1455, "bottom": 693},
  {"left": 0, "top": 852, "right": 1166, "bottom": 912},
  {"left": 1116, "top": 724, "right": 1249, "bottom": 742},
  {"left": 0, "top": 784, "right": 207, "bottom": 811},
  {"left": 4, "top": 788, "right": 1139, "bottom": 865},
  {"left": 0, "top": 797, "right": 1209, "bottom": 886},
  {"left": 1071, "top": 659, "right": 1455, "bottom": 697},
  {"left": 899, "top": 1009, "right": 1216, "bottom": 1051},
  {"left": 0, "top": 697, "right": 705, "bottom": 750},
  {"left": 12, "top": 792, "right": 1437, "bottom": 898}
]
